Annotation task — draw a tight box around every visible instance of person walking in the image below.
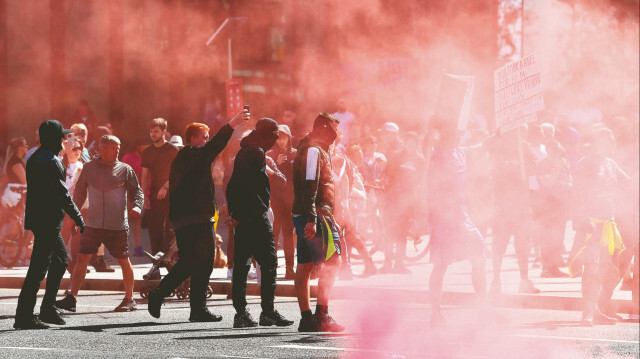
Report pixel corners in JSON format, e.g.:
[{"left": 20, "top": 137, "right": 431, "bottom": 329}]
[
  {"left": 147, "top": 110, "right": 248, "bottom": 322},
  {"left": 55, "top": 135, "right": 143, "bottom": 313},
  {"left": 226, "top": 118, "right": 294, "bottom": 328},
  {"left": 13, "top": 120, "right": 84, "bottom": 330}
]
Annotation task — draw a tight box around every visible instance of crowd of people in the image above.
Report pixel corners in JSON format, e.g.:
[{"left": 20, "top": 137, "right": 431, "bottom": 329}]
[{"left": 0, "top": 97, "right": 637, "bottom": 331}]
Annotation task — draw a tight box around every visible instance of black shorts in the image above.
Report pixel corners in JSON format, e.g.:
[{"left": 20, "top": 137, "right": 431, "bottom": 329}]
[{"left": 79, "top": 227, "right": 129, "bottom": 259}]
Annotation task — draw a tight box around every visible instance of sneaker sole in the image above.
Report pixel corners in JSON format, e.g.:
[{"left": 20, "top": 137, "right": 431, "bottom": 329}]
[
  {"left": 260, "top": 319, "right": 294, "bottom": 327},
  {"left": 114, "top": 307, "right": 137, "bottom": 312},
  {"left": 54, "top": 306, "right": 76, "bottom": 313}
]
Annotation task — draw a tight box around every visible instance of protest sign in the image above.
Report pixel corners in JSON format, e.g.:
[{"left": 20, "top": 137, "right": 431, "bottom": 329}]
[{"left": 494, "top": 53, "right": 544, "bottom": 133}]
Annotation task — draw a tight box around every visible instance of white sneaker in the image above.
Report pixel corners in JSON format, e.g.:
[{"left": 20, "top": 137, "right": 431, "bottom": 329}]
[{"left": 227, "top": 268, "right": 233, "bottom": 279}]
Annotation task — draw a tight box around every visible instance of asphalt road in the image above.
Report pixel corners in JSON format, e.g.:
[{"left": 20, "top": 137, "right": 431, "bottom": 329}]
[{"left": 0, "top": 289, "right": 637, "bottom": 359}]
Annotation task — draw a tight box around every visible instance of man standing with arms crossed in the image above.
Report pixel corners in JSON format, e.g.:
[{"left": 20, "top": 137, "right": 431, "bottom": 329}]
[
  {"left": 292, "top": 113, "right": 344, "bottom": 332},
  {"left": 147, "top": 110, "right": 248, "bottom": 322},
  {"left": 55, "top": 135, "right": 143, "bottom": 313},
  {"left": 14, "top": 120, "right": 84, "bottom": 329}
]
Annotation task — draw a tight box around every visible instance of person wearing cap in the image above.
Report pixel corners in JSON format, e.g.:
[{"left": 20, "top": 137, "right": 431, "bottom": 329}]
[
  {"left": 226, "top": 118, "right": 294, "bottom": 328},
  {"left": 169, "top": 135, "right": 184, "bottom": 149},
  {"left": 147, "top": 110, "right": 248, "bottom": 323},
  {"left": 14, "top": 120, "right": 85, "bottom": 330},
  {"left": 266, "top": 124, "right": 298, "bottom": 279},
  {"left": 292, "top": 113, "right": 345, "bottom": 332}
]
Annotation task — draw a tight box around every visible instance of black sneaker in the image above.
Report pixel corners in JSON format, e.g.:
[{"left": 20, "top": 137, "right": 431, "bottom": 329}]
[
  {"left": 39, "top": 307, "right": 66, "bottom": 325},
  {"left": 298, "top": 314, "right": 318, "bottom": 332},
  {"left": 114, "top": 298, "right": 137, "bottom": 312},
  {"left": 259, "top": 310, "right": 294, "bottom": 327},
  {"left": 233, "top": 310, "right": 258, "bottom": 328},
  {"left": 316, "top": 313, "right": 345, "bottom": 332},
  {"left": 54, "top": 294, "right": 77, "bottom": 312},
  {"left": 189, "top": 308, "right": 223, "bottom": 322},
  {"left": 13, "top": 314, "right": 50, "bottom": 330},
  {"left": 147, "top": 290, "right": 164, "bottom": 319}
]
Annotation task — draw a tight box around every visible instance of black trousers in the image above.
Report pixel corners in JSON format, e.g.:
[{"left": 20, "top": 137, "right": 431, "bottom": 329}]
[
  {"left": 147, "top": 203, "right": 173, "bottom": 256},
  {"left": 155, "top": 222, "right": 214, "bottom": 311},
  {"left": 232, "top": 212, "right": 277, "bottom": 314},
  {"left": 15, "top": 228, "right": 68, "bottom": 319}
]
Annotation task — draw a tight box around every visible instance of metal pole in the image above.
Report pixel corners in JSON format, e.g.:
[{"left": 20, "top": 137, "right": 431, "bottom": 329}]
[
  {"left": 520, "top": 0, "right": 524, "bottom": 57},
  {"left": 228, "top": 38, "right": 232, "bottom": 79}
]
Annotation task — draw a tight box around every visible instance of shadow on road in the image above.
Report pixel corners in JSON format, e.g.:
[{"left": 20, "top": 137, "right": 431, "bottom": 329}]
[
  {"left": 57, "top": 321, "right": 184, "bottom": 332},
  {"left": 176, "top": 331, "right": 292, "bottom": 340}
]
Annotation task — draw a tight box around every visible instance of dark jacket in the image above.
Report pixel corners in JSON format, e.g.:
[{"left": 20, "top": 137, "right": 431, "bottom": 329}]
[
  {"left": 291, "top": 134, "right": 335, "bottom": 223},
  {"left": 24, "top": 148, "right": 84, "bottom": 231},
  {"left": 226, "top": 132, "right": 275, "bottom": 221},
  {"left": 169, "top": 124, "right": 234, "bottom": 229}
]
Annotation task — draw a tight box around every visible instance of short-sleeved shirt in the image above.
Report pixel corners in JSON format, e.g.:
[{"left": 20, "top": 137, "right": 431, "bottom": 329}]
[
  {"left": 6, "top": 155, "right": 25, "bottom": 183},
  {"left": 141, "top": 142, "right": 178, "bottom": 205}
]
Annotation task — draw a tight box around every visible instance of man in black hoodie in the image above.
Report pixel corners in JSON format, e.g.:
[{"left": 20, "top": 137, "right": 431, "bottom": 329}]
[
  {"left": 147, "top": 110, "right": 248, "bottom": 322},
  {"left": 226, "top": 118, "right": 294, "bottom": 328},
  {"left": 14, "top": 120, "right": 85, "bottom": 330}
]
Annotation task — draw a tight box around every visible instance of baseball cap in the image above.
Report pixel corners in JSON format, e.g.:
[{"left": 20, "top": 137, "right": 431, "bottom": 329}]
[
  {"left": 39, "top": 119, "right": 72, "bottom": 140},
  {"left": 256, "top": 118, "right": 279, "bottom": 135},
  {"left": 277, "top": 124, "right": 291, "bottom": 138},
  {"left": 169, "top": 135, "right": 184, "bottom": 147}
]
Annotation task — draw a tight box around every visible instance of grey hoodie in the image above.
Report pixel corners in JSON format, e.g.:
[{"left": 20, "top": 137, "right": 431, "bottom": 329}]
[{"left": 74, "top": 158, "right": 143, "bottom": 231}]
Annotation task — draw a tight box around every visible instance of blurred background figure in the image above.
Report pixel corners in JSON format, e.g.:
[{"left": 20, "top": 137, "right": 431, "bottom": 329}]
[{"left": 266, "top": 124, "right": 297, "bottom": 280}]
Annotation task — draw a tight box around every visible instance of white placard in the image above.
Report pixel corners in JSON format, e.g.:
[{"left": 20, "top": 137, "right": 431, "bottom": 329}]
[{"left": 494, "top": 53, "right": 545, "bottom": 133}]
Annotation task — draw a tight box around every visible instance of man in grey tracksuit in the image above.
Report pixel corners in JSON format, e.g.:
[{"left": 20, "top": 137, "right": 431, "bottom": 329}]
[{"left": 55, "top": 135, "right": 144, "bottom": 313}]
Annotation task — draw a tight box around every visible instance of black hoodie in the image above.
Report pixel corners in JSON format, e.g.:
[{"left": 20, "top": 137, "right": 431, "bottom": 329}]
[
  {"left": 226, "top": 132, "right": 278, "bottom": 221},
  {"left": 24, "top": 125, "right": 84, "bottom": 231}
]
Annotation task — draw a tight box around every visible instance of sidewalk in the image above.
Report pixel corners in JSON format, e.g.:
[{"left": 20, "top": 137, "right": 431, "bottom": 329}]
[{"left": 0, "top": 227, "right": 636, "bottom": 313}]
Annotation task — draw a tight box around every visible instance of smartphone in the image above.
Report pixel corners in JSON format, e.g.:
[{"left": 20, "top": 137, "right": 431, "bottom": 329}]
[
  {"left": 65, "top": 132, "right": 75, "bottom": 145},
  {"left": 243, "top": 105, "right": 250, "bottom": 121}
]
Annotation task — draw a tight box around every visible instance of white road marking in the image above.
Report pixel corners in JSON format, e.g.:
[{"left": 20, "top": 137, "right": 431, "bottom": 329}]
[
  {"left": 0, "top": 346, "right": 53, "bottom": 351},
  {"left": 512, "top": 334, "right": 640, "bottom": 344}
]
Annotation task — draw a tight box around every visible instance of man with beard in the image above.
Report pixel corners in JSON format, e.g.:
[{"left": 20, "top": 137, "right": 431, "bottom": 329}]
[
  {"left": 141, "top": 118, "right": 179, "bottom": 277},
  {"left": 292, "top": 113, "right": 344, "bottom": 332},
  {"left": 226, "top": 118, "right": 294, "bottom": 328},
  {"left": 14, "top": 120, "right": 85, "bottom": 329},
  {"left": 147, "top": 110, "right": 248, "bottom": 322}
]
